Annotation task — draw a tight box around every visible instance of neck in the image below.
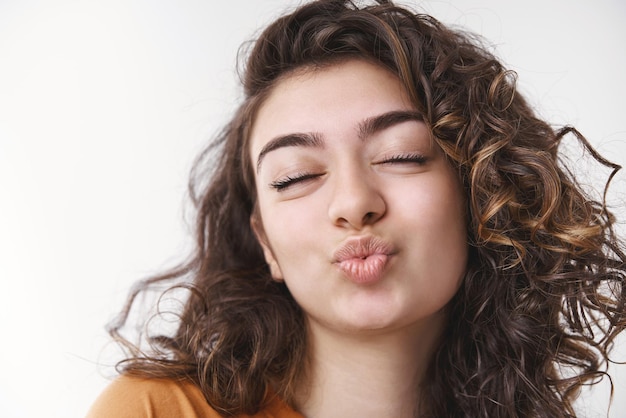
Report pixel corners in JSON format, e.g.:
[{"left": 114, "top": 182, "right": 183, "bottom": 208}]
[{"left": 294, "top": 312, "right": 445, "bottom": 418}]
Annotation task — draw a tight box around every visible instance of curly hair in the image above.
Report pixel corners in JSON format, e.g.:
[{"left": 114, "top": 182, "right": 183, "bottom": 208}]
[{"left": 108, "top": 1, "right": 626, "bottom": 417}]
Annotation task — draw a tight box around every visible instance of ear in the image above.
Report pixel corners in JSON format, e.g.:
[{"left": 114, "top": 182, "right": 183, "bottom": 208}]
[{"left": 250, "top": 215, "right": 284, "bottom": 281}]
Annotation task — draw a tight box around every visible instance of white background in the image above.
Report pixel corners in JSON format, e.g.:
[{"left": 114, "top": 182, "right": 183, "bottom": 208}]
[{"left": 1, "top": 1, "right": 625, "bottom": 417}]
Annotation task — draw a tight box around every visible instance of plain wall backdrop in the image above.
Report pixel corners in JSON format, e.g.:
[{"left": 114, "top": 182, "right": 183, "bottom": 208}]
[{"left": 1, "top": 1, "right": 625, "bottom": 416}]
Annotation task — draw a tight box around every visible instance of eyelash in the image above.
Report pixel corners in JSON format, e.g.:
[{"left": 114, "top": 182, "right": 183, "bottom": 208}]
[
  {"left": 378, "top": 153, "right": 428, "bottom": 165},
  {"left": 269, "top": 173, "right": 321, "bottom": 191},
  {"left": 269, "top": 153, "right": 427, "bottom": 191}
]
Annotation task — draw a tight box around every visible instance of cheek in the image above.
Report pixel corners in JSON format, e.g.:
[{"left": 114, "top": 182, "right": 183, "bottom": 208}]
[
  {"left": 402, "top": 190, "right": 468, "bottom": 306},
  {"left": 396, "top": 174, "right": 468, "bottom": 257},
  {"left": 431, "top": 181, "right": 468, "bottom": 278},
  {"left": 256, "top": 197, "right": 324, "bottom": 260},
  {"left": 395, "top": 169, "right": 465, "bottom": 221}
]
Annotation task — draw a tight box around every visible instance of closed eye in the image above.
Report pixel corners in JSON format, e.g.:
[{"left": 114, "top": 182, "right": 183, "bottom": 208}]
[
  {"left": 377, "top": 153, "right": 428, "bottom": 165},
  {"left": 269, "top": 172, "right": 323, "bottom": 191}
]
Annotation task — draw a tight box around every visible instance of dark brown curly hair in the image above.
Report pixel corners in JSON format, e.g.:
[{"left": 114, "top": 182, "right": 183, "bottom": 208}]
[{"left": 109, "top": 1, "right": 626, "bottom": 417}]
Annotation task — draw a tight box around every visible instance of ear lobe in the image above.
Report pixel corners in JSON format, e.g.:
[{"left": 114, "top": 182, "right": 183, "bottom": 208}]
[{"left": 250, "top": 216, "right": 284, "bottom": 281}]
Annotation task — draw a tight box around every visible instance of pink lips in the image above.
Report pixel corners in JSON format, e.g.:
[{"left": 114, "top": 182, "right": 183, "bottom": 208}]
[{"left": 333, "top": 236, "right": 395, "bottom": 284}]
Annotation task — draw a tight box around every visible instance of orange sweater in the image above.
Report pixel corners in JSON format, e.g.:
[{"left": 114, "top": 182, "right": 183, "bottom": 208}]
[{"left": 86, "top": 375, "right": 304, "bottom": 418}]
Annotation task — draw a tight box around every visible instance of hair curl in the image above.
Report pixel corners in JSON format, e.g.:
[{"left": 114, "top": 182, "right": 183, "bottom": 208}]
[{"left": 108, "top": 1, "right": 626, "bottom": 417}]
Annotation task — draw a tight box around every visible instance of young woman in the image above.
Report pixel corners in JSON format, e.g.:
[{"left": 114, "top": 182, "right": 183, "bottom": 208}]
[{"left": 87, "top": 1, "right": 626, "bottom": 417}]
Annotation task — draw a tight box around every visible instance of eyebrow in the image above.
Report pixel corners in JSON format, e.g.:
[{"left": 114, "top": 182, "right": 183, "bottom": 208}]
[
  {"left": 358, "top": 110, "right": 423, "bottom": 139},
  {"left": 256, "top": 132, "right": 324, "bottom": 173},
  {"left": 255, "top": 110, "right": 424, "bottom": 173}
]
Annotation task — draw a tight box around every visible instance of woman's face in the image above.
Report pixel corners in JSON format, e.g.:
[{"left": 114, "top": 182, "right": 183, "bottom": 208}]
[{"left": 249, "top": 60, "right": 468, "bottom": 336}]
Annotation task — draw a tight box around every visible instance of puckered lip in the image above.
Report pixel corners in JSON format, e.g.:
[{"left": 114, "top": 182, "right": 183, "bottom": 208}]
[{"left": 332, "top": 235, "right": 397, "bottom": 263}]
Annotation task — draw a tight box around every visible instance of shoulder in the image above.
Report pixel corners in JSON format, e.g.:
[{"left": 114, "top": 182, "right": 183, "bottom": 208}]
[
  {"left": 85, "top": 374, "right": 222, "bottom": 418},
  {"left": 86, "top": 375, "right": 304, "bottom": 418}
]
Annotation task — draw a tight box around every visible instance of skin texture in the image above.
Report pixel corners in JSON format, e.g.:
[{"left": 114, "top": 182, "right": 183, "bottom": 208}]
[
  {"left": 249, "top": 60, "right": 468, "bottom": 416},
  {"left": 251, "top": 59, "right": 467, "bottom": 334}
]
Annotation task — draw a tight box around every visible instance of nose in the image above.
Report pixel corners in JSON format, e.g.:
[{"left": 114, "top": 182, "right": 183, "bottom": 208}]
[{"left": 327, "top": 167, "right": 386, "bottom": 229}]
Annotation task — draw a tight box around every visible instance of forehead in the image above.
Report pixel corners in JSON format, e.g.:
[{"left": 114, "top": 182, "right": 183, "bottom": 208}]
[{"left": 249, "top": 59, "right": 414, "bottom": 158}]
